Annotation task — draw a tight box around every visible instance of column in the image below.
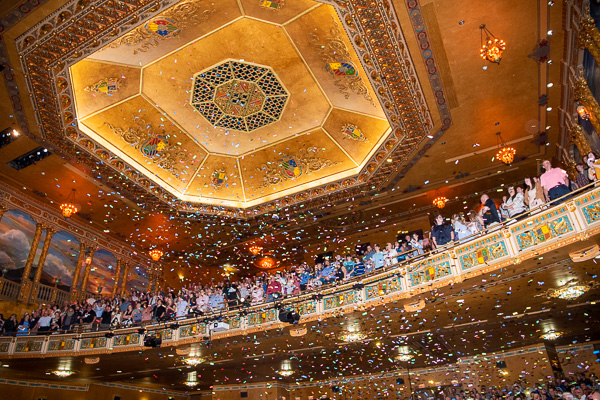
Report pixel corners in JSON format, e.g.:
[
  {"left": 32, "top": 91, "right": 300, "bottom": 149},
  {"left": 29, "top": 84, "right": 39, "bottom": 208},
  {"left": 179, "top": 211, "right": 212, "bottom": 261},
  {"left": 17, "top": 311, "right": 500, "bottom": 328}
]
[
  {"left": 578, "top": 17, "right": 600, "bottom": 67},
  {"left": 79, "top": 247, "right": 95, "bottom": 300},
  {"left": 17, "top": 223, "right": 44, "bottom": 302},
  {"left": 120, "top": 263, "right": 130, "bottom": 297},
  {"left": 574, "top": 77, "right": 600, "bottom": 135},
  {"left": 112, "top": 259, "right": 122, "bottom": 297},
  {"left": 149, "top": 272, "right": 157, "bottom": 293},
  {"left": 29, "top": 228, "right": 55, "bottom": 303},
  {"left": 571, "top": 124, "right": 592, "bottom": 156},
  {"left": 70, "top": 242, "right": 86, "bottom": 302}
]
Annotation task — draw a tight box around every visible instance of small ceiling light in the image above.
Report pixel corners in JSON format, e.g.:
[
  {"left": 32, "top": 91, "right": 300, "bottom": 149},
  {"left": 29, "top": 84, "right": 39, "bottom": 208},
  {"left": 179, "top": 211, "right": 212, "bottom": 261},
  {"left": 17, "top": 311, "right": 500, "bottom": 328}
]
[
  {"left": 396, "top": 354, "right": 414, "bottom": 362},
  {"left": 149, "top": 249, "right": 163, "bottom": 262},
  {"left": 52, "top": 369, "right": 74, "bottom": 377},
  {"left": 540, "top": 330, "right": 563, "bottom": 341},
  {"left": 185, "top": 381, "right": 198, "bottom": 387},
  {"left": 433, "top": 196, "right": 447, "bottom": 209},
  {"left": 183, "top": 357, "right": 204, "bottom": 366},
  {"left": 339, "top": 332, "right": 366, "bottom": 342},
  {"left": 387, "top": 158, "right": 393, "bottom": 163},
  {"left": 60, "top": 189, "right": 79, "bottom": 218},
  {"left": 249, "top": 245, "right": 262, "bottom": 256},
  {"left": 11, "top": 129, "right": 19, "bottom": 136},
  {"left": 480, "top": 24, "right": 506, "bottom": 64},
  {"left": 495, "top": 132, "right": 515, "bottom": 165}
]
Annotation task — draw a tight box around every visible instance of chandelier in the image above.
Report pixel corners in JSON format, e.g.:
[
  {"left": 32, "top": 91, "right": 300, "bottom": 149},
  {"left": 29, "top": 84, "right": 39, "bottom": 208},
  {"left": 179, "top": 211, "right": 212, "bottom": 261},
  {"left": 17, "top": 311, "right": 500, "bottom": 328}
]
[
  {"left": 60, "top": 189, "right": 79, "bottom": 218},
  {"left": 149, "top": 249, "right": 164, "bottom": 262},
  {"left": 249, "top": 245, "right": 262, "bottom": 255},
  {"left": 396, "top": 354, "right": 414, "bottom": 362},
  {"left": 278, "top": 361, "right": 294, "bottom": 376},
  {"left": 255, "top": 256, "right": 277, "bottom": 269},
  {"left": 433, "top": 196, "right": 447, "bottom": 209},
  {"left": 480, "top": 24, "right": 506, "bottom": 64},
  {"left": 496, "top": 132, "right": 515, "bottom": 165}
]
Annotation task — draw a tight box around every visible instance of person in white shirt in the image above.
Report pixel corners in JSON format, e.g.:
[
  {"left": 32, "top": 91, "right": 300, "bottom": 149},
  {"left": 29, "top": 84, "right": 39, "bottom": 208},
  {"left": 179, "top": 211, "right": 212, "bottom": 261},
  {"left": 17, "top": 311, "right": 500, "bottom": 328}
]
[{"left": 176, "top": 297, "right": 188, "bottom": 319}]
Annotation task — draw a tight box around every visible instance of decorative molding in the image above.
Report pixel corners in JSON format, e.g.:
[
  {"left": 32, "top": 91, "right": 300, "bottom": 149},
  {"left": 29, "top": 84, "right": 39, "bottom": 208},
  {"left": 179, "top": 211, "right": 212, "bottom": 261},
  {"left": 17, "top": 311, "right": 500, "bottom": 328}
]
[
  {"left": 257, "top": 147, "right": 340, "bottom": 188},
  {"left": 105, "top": 117, "right": 187, "bottom": 179},
  {"left": 309, "top": 17, "right": 374, "bottom": 104},
  {"left": 84, "top": 77, "right": 121, "bottom": 95},
  {"left": 107, "top": 0, "right": 216, "bottom": 54},
  {"left": 341, "top": 123, "right": 368, "bottom": 142}
]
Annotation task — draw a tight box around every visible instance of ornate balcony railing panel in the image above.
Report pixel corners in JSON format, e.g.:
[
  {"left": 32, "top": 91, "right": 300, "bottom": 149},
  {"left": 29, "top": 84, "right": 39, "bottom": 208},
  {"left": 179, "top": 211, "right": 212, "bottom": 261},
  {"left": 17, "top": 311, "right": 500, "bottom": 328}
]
[
  {"left": 0, "top": 278, "right": 20, "bottom": 300},
  {"left": 1, "top": 185, "right": 599, "bottom": 358}
]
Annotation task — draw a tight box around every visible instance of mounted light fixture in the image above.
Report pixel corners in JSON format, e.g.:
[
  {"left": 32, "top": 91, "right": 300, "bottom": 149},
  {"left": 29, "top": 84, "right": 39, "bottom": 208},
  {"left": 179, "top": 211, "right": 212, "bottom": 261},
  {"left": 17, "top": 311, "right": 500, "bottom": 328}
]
[
  {"left": 433, "top": 196, "right": 447, "bottom": 209},
  {"left": 396, "top": 354, "right": 414, "bottom": 362},
  {"left": 278, "top": 360, "right": 294, "bottom": 376},
  {"left": 480, "top": 24, "right": 506, "bottom": 64},
  {"left": 249, "top": 245, "right": 262, "bottom": 255},
  {"left": 183, "top": 357, "right": 204, "bottom": 366},
  {"left": 540, "top": 330, "right": 563, "bottom": 341},
  {"left": 495, "top": 132, "right": 516, "bottom": 165},
  {"left": 52, "top": 369, "right": 74, "bottom": 377},
  {"left": 339, "top": 332, "right": 366, "bottom": 343},
  {"left": 577, "top": 105, "right": 590, "bottom": 120},
  {"left": 60, "top": 189, "right": 79, "bottom": 218},
  {"left": 149, "top": 249, "right": 164, "bottom": 262}
]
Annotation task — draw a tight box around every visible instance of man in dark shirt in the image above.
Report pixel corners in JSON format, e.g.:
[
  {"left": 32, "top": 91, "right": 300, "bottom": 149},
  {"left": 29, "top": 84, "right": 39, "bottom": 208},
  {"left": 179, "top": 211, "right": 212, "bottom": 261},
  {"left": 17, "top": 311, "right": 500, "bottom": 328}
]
[
  {"left": 81, "top": 305, "right": 96, "bottom": 327},
  {"left": 480, "top": 194, "right": 501, "bottom": 227},
  {"left": 431, "top": 215, "right": 454, "bottom": 247},
  {"left": 153, "top": 299, "right": 166, "bottom": 321}
]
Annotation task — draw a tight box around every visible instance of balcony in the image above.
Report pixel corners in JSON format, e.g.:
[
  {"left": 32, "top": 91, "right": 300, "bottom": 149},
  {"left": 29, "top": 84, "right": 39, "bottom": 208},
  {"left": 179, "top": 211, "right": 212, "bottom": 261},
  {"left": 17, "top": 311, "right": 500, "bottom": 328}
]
[{"left": 2, "top": 185, "right": 600, "bottom": 360}]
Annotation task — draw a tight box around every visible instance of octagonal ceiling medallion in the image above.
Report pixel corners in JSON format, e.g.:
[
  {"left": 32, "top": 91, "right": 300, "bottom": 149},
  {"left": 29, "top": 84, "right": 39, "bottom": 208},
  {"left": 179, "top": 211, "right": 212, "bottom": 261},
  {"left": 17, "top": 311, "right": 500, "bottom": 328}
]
[{"left": 190, "top": 60, "right": 289, "bottom": 132}]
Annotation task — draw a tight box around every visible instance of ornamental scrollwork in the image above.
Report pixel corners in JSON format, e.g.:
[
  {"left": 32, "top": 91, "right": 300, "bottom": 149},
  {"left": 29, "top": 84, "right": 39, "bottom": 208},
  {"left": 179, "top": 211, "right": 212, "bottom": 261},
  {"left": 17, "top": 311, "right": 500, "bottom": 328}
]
[{"left": 309, "top": 17, "right": 374, "bottom": 105}]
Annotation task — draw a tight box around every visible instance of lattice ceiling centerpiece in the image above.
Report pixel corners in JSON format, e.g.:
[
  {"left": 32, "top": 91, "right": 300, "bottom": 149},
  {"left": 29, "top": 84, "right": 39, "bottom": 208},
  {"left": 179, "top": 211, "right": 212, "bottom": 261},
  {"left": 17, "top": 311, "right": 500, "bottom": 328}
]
[{"left": 190, "top": 60, "right": 289, "bottom": 132}]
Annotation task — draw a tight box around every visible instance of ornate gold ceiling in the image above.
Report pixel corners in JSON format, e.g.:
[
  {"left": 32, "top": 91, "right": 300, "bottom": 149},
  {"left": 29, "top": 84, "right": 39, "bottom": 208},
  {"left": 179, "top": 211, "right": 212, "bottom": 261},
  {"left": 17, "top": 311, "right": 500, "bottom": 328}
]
[{"left": 12, "top": 0, "right": 438, "bottom": 216}]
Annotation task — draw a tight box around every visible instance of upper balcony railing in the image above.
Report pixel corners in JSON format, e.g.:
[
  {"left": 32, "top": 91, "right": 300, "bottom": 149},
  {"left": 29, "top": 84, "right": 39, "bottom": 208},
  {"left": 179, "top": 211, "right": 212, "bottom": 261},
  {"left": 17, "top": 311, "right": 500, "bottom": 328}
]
[{"left": 2, "top": 184, "right": 600, "bottom": 358}]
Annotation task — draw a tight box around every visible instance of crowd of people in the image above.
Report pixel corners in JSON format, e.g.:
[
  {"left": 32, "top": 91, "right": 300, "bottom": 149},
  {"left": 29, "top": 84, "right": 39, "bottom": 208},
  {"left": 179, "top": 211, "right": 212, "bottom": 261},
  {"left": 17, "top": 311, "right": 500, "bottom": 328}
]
[
  {"left": 0, "top": 159, "right": 595, "bottom": 336},
  {"left": 435, "top": 374, "right": 599, "bottom": 400}
]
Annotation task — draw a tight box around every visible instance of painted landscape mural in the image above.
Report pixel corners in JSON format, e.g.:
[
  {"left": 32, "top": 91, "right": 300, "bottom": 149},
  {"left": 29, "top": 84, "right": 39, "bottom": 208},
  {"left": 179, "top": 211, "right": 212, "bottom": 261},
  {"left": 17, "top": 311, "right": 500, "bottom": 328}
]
[
  {"left": 126, "top": 265, "right": 149, "bottom": 293},
  {"left": 39, "top": 231, "right": 80, "bottom": 290},
  {"left": 87, "top": 249, "right": 117, "bottom": 296},
  {"left": 0, "top": 209, "right": 38, "bottom": 282}
]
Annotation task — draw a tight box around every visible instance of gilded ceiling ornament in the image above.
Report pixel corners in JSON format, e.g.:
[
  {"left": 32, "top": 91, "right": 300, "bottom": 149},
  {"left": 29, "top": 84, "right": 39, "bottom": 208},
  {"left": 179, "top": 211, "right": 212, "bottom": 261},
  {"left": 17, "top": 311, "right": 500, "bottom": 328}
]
[
  {"left": 190, "top": 60, "right": 289, "bottom": 132},
  {"left": 104, "top": 117, "right": 186, "bottom": 179},
  {"left": 259, "top": 0, "right": 284, "bottom": 10},
  {"left": 106, "top": 0, "right": 216, "bottom": 54},
  {"left": 309, "top": 18, "right": 374, "bottom": 105},
  {"left": 211, "top": 169, "right": 226, "bottom": 190},
  {"left": 84, "top": 78, "right": 120, "bottom": 95},
  {"left": 258, "top": 147, "right": 340, "bottom": 188},
  {"left": 341, "top": 124, "right": 368, "bottom": 142}
]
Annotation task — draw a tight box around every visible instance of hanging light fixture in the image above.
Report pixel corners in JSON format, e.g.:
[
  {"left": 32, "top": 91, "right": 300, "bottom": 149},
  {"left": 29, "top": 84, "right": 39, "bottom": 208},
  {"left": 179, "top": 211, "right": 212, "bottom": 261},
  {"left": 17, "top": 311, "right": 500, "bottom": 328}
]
[
  {"left": 433, "top": 196, "right": 447, "bottom": 209},
  {"left": 480, "top": 24, "right": 506, "bottom": 64},
  {"left": 149, "top": 249, "right": 164, "bottom": 262},
  {"left": 249, "top": 245, "right": 263, "bottom": 256},
  {"left": 60, "top": 189, "right": 79, "bottom": 218},
  {"left": 277, "top": 360, "right": 294, "bottom": 377},
  {"left": 52, "top": 369, "right": 75, "bottom": 377},
  {"left": 495, "top": 132, "right": 516, "bottom": 165},
  {"left": 540, "top": 330, "right": 563, "bottom": 341}
]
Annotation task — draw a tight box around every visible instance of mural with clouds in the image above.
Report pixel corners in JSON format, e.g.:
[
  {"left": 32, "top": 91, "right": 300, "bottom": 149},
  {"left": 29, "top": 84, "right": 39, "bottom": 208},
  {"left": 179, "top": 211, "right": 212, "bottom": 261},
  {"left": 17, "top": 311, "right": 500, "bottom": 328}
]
[
  {"left": 0, "top": 209, "right": 42, "bottom": 282},
  {"left": 40, "top": 231, "right": 80, "bottom": 290},
  {"left": 126, "top": 265, "right": 149, "bottom": 293},
  {"left": 87, "top": 249, "right": 117, "bottom": 296}
]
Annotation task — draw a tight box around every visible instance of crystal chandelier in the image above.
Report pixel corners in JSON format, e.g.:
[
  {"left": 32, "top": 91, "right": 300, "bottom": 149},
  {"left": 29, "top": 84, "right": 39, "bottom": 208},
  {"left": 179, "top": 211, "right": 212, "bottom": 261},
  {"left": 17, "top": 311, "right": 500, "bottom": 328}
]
[
  {"left": 149, "top": 249, "right": 163, "bottom": 262},
  {"left": 496, "top": 132, "right": 515, "bottom": 165},
  {"left": 183, "top": 357, "right": 204, "bottom": 366},
  {"left": 540, "top": 330, "right": 563, "bottom": 341},
  {"left": 52, "top": 369, "right": 74, "bottom": 377},
  {"left": 433, "top": 196, "right": 447, "bottom": 209},
  {"left": 339, "top": 332, "right": 366, "bottom": 343},
  {"left": 249, "top": 245, "right": 262, "bottom": 255},
  {"left": 60, "top": 189, "right": 79, "bottom": 218},
  {"left": 480, "top": 24, "right": 506, "bottom": 64}
]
